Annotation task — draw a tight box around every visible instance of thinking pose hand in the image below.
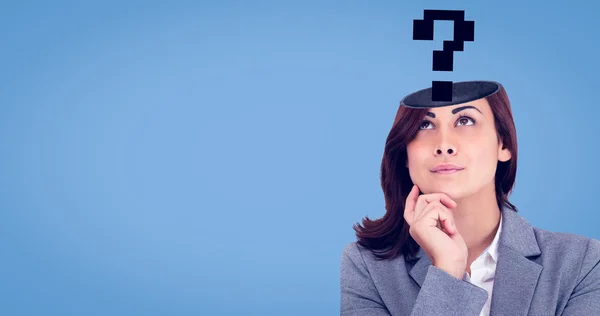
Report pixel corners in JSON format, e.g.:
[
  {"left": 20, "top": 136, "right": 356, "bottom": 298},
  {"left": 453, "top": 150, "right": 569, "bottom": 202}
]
[{"left": 404, "top": 184, "right": 468, "bottom": 279}]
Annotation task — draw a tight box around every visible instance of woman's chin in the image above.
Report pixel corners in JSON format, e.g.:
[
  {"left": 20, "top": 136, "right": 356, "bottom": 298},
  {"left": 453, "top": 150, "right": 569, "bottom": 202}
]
[{"left": 418, "top": 185, "right": 465, "bottom": 200}]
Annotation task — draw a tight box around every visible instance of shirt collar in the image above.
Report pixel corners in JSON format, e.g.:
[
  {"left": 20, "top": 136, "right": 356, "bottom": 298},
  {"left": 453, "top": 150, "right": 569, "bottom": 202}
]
[{"left": 485, "top": 211, "right": 503, "bottom": 263}]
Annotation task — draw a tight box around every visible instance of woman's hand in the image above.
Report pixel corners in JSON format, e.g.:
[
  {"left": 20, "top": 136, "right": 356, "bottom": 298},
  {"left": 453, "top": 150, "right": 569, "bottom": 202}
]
[{"left": 404, "top": 184, "right": 468, "bottom": 279}]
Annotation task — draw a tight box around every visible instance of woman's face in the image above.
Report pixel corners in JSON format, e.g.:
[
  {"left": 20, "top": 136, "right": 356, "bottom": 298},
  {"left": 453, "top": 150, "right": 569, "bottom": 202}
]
[{"left": 406, "top": 97, "right": 511, "bottom": 200}]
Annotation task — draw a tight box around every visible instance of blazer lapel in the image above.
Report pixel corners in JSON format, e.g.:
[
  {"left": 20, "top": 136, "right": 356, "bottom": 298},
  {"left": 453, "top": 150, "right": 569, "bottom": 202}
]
[
  {"left": 408, "top": 247, "right": 432, "bottom": 288},
  {"left": 489, "top": 206, "right": 542, "bottom": 316},
  {"left": 407, "top": 206, "right": 543, "bottom": 316}
]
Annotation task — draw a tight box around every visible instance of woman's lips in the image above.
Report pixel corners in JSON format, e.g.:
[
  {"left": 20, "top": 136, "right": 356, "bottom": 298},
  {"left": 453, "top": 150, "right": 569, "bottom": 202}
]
[
  {"left": 432, "top": 169, "right": 463, "bottom": 174},
  {"left": 430, "top": 163, "right": 465, "bottom": 174}
]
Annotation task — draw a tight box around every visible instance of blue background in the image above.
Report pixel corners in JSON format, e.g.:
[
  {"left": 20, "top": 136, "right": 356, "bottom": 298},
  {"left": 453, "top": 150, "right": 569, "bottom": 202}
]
[{"left": 1, "top": 0, "right": 599, "bottom": 315}]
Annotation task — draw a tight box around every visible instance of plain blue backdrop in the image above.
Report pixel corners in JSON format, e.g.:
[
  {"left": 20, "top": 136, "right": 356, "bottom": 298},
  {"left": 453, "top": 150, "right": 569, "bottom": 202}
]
[{"left": 1, "top": 0, "right": 599, "bottom": 315}]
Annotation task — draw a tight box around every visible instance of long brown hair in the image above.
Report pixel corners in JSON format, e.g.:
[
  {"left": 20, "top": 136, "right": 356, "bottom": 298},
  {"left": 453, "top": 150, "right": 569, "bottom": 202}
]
[{"left": 353, "top": 85, "right": 518, "bottom": 260}]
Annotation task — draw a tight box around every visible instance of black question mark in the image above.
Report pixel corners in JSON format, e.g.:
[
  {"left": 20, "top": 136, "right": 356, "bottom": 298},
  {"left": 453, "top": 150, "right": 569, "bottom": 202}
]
[{"left": 413, "top": 10, "right": 475, "bottom": 102}]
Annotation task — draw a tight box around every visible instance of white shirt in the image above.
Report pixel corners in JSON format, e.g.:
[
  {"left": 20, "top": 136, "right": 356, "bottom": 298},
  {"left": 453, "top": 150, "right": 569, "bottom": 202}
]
[{"left": 462, "top": 212, "right": 503, "bottom": 316}]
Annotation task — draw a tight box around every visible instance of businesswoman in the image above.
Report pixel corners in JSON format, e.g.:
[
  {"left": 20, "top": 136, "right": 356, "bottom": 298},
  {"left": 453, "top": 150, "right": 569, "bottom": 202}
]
[{"left": 340, "top": 81, "right": 600, "bottom": 316}]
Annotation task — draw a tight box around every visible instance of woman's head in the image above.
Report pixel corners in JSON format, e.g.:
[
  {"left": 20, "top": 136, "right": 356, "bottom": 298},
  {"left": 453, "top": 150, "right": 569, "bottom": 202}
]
[
  {"left": 354, "top": 83, "right": 518, "bottom": 260},
  {"left": 406, "top": 96, "right": 512, "bottom": 201}
]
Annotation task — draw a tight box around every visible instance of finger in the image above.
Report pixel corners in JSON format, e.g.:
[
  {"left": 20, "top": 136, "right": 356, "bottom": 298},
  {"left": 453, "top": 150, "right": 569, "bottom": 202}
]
[
  {"left": 428, "top": 202, "right": 457, "bottom": 235},
  {"left": 412, "top": 192, "right": 456, "bottom": 228},
  {"left": 421, "top": 201, "right": 456, "bottom": 234},
  {"left": 414, "top": 193, "right": 448, "bottom": 223},
  {"left": 418, "top": 200, "right": 444, "bottom": 223},
  {"left": 437, "top": 208, "right": 458, "bottom": 236},
  {"left": 413, "top": 194, "right": 430, "bottom": 224},
  {"left": 421, "top": 193, "right": 457, "bottom": 209},
  {"left": 405, "top": 184, "right": 419, "bottom": 212},
  {"left": 403, "top": 184, "right": 420, "bottom": 225}
]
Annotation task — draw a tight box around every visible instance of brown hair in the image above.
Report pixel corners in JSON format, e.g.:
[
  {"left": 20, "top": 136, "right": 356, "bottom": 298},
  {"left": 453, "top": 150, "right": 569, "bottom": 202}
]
[{"left": 353, "top": 85, "right": 518, "bottom": 260}]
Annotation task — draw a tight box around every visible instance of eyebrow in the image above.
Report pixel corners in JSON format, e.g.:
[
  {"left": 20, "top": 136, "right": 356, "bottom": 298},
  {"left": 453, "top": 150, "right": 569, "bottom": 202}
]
[{"left": 425, "top": 105, "right": 482, "bottom": 118}]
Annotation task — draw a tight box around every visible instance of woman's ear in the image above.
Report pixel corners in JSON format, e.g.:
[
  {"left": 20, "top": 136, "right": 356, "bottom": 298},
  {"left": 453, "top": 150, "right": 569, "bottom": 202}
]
[{"left": 498, "top": 142, "right": 512, "bottom": 162}]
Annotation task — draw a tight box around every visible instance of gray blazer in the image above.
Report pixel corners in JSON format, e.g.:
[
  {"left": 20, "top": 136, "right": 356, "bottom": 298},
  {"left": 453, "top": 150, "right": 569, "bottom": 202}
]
[{"left": 340, "top": 206, "right": 600, "bottom": 315}]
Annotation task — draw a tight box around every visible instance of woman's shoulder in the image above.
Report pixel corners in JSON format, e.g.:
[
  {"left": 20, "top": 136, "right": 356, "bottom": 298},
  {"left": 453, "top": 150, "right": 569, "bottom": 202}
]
[
  {"left": 530, "top": 226, "right": 600, "bottom": 280},
  {"left": 340, "top": 242, "right": 365, "bottom": 267},
  {"left": 341, "top": 241, "right": 382, "bottom": 262},
  {"left": 341, "top": 241, "right": 408, "bottom": 268},
  {"left": 532, "top": 226, "right": 600, "bottom": 255},
  {"left": 340, "top": 241, "right": 412, "bottom": 289}
]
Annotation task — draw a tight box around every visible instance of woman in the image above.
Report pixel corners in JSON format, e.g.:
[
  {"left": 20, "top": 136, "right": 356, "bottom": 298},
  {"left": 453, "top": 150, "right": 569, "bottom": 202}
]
[{"left": 340, "top": 81, "right": 600, "bottom": 316}]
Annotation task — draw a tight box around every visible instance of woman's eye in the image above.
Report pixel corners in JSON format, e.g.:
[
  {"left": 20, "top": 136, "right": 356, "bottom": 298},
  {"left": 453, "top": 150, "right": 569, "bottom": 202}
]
[
  {"left": 419, "top": 117, "right": 474, "bottom": 130},
  {"left": 457, "top": 117, "right": 475, "bottom": 126},
  {"left": 419, "top": 121, "right": 433, "bottom": 130}
]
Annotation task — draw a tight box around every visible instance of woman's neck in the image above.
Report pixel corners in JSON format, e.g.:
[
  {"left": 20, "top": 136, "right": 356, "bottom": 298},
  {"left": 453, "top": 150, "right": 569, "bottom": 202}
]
[{"left": 451, "top": 185, "right": 502, "bottom": 261}]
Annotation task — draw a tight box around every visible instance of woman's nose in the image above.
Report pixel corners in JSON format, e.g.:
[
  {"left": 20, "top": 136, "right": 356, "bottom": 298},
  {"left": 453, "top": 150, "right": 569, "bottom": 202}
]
[{"left": 434, "top": 146, "right": 456, "bottom": 156}]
